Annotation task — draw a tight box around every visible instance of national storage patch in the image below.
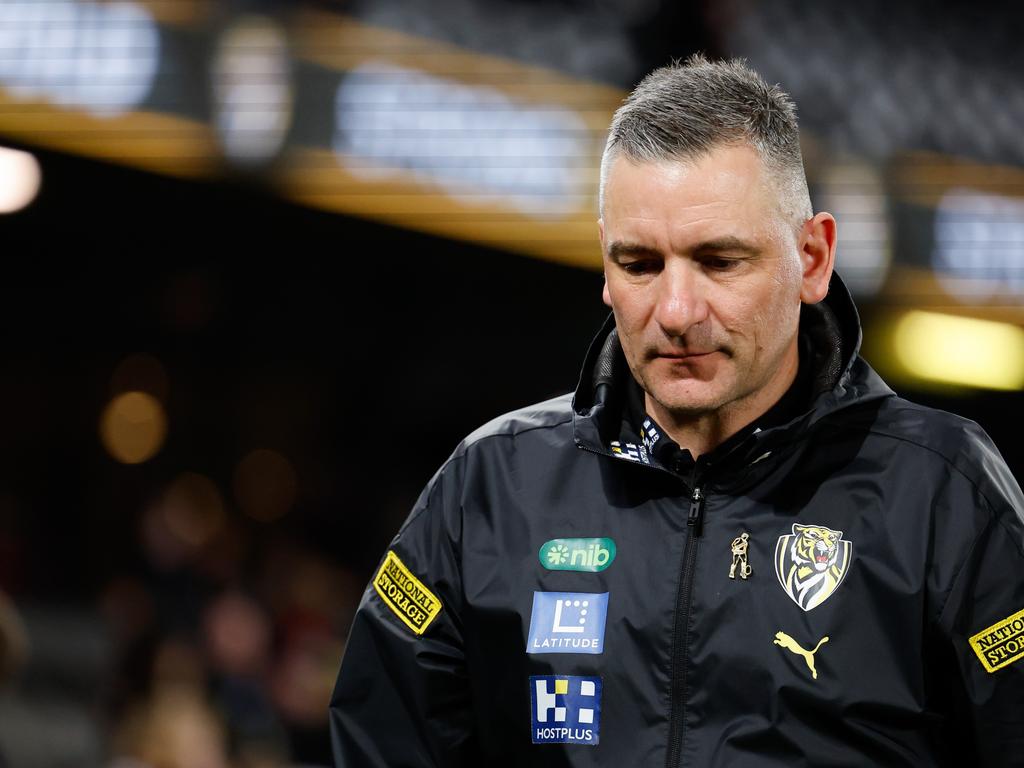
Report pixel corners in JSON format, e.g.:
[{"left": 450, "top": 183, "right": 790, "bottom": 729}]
[
  {"left": 969, "top": 606, "right": 1024, "bottom": 673},
  {"left": 373, "top": 550, "right": 442, "bottom": 635}
]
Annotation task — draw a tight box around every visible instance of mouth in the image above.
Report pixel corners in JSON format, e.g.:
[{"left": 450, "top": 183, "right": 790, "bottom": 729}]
[{"left": 655, "top": 351, "right": 718, "bottom": 361}]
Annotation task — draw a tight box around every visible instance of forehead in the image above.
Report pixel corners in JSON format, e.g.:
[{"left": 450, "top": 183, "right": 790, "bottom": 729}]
[{"left": 602, "top": 144, "right": 782, "bottom": 248}]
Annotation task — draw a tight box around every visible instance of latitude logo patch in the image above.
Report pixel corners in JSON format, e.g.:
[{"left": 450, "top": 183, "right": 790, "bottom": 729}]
[
  {"left": 372, "top": 550, "right": 442, "bottom": 635},
  {"left": 775, "top": 523, "right": 852, "bottom": 611},
  {"left": 527, "top": 592, "right": 609, "bottom": 654},
  {"left": 539, "top": 538, "right": 616, "bottom": 572},
  {"left": 530, "top": 675, "right": 602, "bottom": 745},
  {"left": 969, "top": 606, "right": 1024, "bottom": 673}
]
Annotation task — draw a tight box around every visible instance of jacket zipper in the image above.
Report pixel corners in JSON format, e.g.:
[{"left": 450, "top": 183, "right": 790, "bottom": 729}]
[
  {"left": 573, "top": 437, "right": 710, "bottom": 765},
  {"left": 666, "top": 478, "right": 705, "bottom": 768}
]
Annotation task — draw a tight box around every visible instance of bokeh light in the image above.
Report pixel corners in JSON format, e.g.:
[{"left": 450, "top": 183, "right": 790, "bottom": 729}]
[
  {"left": 893, "top": 311, "right": 1024, "bottom": 391},
  {"left": 816, "top": 162, "right": 891, "bottom": 297},
  {"left": 99, "top": 391, "right": 167, "bottom": 464},
  {"left": 203, "top": 591, "right": 272, "bottom": 678},
  {"left": 233, "top": 449, "right": 297, "bottom": 522},
  {"left": 212, "top": 14, "right": 293, "bottom": 165},
  {"left": 0, "top": 147, "right": 42, "bottom": 213},
  {"left": 161, "top": 473, "right": 225, "bottom": 549}
]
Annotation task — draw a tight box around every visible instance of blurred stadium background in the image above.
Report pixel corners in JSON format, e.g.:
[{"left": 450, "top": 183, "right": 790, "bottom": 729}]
[{"left": 0, "top": 0, "right": 1021, "bottom": 765}]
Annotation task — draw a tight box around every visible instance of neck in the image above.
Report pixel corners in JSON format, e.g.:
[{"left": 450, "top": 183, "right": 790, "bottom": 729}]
[{"left": 645, "top": 342, "right": 800, "bottom": 458}]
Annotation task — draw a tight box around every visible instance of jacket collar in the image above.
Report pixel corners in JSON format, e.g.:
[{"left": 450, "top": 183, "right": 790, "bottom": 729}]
[{"left": 571, "top": 270, "right": 894, "bottom": 472}]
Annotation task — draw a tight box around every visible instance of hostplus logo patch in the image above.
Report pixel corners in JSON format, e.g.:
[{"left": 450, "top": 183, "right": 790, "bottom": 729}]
[
  {"left": 527, "top": 592, "right": 609, "bottom": 654},
  {"left": 530, "top": 675, "right": 602, "bottom": 745}
]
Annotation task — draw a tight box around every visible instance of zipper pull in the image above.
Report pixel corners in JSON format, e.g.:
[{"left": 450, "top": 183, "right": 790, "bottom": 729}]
[{"left": 688, "top": 486, "right": 705, "bottom": 538}]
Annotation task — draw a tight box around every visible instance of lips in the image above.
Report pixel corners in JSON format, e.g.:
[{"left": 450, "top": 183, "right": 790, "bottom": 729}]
[{"left": 655, "top": 351, "right": 717, "bottom": 360}]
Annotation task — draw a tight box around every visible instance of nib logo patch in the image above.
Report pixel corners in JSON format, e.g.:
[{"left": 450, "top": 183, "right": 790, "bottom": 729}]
[{"left": 539, "top": 538, "right": 616, "bottom": 572}]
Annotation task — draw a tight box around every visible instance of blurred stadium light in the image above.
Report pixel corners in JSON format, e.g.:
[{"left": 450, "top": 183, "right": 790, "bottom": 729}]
[
  {"left": 0, "top": 0, "right": 1016, "bottom": 328},
  {"left": 333, "top": 61, "right": 587, "bottom": 217},
  {"left": 0, "top": 145, "right": 41, "bottom": 212},
  {"left": 0, "top": 0, "right": 215, "bottom": 175},
  {"left": 0, "top": 0, "right": 160, "bottom": 116},
  {"left": 814, "top": 162, "right": 892, "bottom": 297},
  {"left": 886, "top": 310, "right": 1024, "bottom": 391},
  {"left": 211, "top": 14, "right": 293, "bottom": 166},
  {"left": 99, "top": 391, "right": 167, "bottom": 464},
  {"left": 286, "top": 11, "right": 620, "bottom": 268},
  {"left": 932, "top": 188, "right": 1024, "bottom": 302}
]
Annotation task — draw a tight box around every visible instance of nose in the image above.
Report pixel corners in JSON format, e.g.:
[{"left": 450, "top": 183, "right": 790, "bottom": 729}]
[{"left": 653, "top": 261, "right": 708, "bottom": 338}]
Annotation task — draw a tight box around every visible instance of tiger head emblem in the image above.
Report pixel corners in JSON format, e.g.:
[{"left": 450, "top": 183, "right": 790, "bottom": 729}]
[
  {"left": 791, "top": 525, "right": 842, "bottom": 573},
  {"left": 775, "top": 523, "right": 853, "bottom": 612}
]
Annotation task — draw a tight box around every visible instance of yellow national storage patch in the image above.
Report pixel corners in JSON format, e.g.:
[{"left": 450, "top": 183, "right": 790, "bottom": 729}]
[
  {"left": 969, "top": 607, "right": 1024, "bottom": 673},
  {"left": 373, "top": 550, "right": 442, "bottom": 635}
]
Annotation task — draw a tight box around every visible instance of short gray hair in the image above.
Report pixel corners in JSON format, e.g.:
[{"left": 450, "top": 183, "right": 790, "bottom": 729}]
[{"left": 599, "top": 54, "right": 812, "bottom": 225}]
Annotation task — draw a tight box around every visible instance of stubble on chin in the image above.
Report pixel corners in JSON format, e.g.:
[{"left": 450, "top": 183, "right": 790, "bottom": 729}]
[{"left": 634, "top": 365, "right": 727, "bottom": 421}]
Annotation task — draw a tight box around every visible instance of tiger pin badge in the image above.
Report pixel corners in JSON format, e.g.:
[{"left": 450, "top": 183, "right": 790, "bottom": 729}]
[{"left": 775, "top": 523, "right": 852, "bottom": 611}]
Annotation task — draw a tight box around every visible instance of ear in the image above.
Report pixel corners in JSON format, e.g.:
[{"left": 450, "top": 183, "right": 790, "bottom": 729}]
[
  {"left": 598, "top": 218, "right": 612, "bottom": 307},
  {"left": 798, "top": 212, "right": 837, "bottom": 304},
  {"left": 792, "top": 524, "right": 806, "bottom": 535}
]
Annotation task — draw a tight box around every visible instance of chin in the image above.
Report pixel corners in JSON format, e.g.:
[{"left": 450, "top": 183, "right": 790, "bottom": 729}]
[{"left": 647, "top": 384, "right": 728, "bottom": 418}]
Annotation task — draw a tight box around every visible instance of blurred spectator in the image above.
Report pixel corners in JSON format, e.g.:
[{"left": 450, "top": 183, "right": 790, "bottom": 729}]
[
  {"left": 0, "top": 590, "right": 28, "bottom": 768},
  {"left": 203, "top": 591, "right": 291, "bottom": 763},
  {"left": 111, "top": 683, "right": 230, "bottom": 768},
  {"left": 0, "top": 590, "right": 28, "bottom": 684}
]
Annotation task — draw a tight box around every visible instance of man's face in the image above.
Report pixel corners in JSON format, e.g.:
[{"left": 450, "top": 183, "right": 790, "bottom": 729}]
[{"left": 599, "top": 144, "right": 807, "bottom": 421}]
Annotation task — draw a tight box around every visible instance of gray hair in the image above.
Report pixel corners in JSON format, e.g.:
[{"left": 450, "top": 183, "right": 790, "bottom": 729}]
[{"left": 599, "top": 54, "right": 813, "bottom": 226}]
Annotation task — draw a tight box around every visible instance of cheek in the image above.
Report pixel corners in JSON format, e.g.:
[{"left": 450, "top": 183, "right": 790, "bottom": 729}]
[
  {"left": 607, "top": 285, "right": 648, "bottom": 330},
  {"left": 744, "top": 284, "right": 800, "bottom": 350}
]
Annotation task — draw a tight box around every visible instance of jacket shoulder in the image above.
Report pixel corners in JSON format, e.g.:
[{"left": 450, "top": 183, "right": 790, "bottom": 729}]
[
  {"left": 457, "top": 393, "right": 575, "bottom": 454},
  {"left": 397, "top": 395, "right": 575, "bottom": 531},
  {"left": 869, "top": 397, "right": 996, "bottom": 461},
  {"left": 866, "top": 397, "right": 1022, "bottom": 514}
]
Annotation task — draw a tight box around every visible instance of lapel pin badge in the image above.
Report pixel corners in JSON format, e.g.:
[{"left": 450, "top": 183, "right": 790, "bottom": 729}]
[{"left": 729, "top": 532, "right": 752, "bottom": 580}]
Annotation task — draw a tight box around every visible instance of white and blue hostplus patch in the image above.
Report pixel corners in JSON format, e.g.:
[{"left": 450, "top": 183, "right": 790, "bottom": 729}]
[
  {"left": 526, "top": 592, "right": 609, "bottom": 655},
  {"left": 530, "top": 675, "right": 602, "bottom": 745}
]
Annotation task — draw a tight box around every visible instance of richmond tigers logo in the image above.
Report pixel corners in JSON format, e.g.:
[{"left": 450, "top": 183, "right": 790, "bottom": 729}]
[{"left": 775, "top": 524, "right": 853, "bottom": 611}]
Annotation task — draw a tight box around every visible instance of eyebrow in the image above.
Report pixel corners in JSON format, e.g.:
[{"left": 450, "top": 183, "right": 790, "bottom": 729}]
[
  {"left": 606, "top": 242, "right": 661, "bottom": 263},
  {"left": 606, "top": 236, "right": 761, "bottom": 262}
]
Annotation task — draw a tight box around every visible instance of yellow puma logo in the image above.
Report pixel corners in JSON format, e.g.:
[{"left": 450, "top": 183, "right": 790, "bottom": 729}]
[{"left": 773, "top": 631, "right": 829, "bottom": 680}]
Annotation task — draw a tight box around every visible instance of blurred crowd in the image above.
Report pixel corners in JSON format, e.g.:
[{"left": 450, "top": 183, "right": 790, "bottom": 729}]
[{"left": 0, "top": 483, "right": 363, "bottom": 768}]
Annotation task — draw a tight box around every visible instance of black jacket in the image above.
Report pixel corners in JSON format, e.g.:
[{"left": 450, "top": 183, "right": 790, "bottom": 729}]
[{"left": 330, "top": 274, "right": 1024, "bottom": 767}]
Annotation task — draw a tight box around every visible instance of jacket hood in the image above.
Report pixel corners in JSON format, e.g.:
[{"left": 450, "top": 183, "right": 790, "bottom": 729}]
[{"left": 571, "top": 270, "right": 894, "bottom": 469}]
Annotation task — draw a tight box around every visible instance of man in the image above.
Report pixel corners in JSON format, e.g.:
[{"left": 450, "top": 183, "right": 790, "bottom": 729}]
[{"left": 330, "top": 55, "right": 1024, "bottom": 766}]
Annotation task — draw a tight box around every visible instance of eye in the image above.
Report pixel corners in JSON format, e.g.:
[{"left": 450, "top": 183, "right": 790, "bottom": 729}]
[
  {"left": 701, "top": 255, "right": 738, "bottom": 272},
  {"left": 620, "top": 260, "right": 659, "bottom": 276}
]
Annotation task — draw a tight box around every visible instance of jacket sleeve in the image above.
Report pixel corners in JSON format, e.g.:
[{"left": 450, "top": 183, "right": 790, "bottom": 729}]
[
  {"left": 329, "top": 455, "right": 477, "bottom": 768},
  {"left": 937, "top": 434, "right": 1024, "bottom": 767}
]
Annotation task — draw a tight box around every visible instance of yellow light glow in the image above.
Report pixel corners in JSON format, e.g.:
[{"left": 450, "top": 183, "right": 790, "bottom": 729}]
[
  {"left": 0, "top": 147, "right": 41, "bottom": 213},
  {"left": 893, "top": 311, "right": 1024, "bottom": 390},
  {"left": 100, "top": 391, "right": 167, "bottom": 464}
]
